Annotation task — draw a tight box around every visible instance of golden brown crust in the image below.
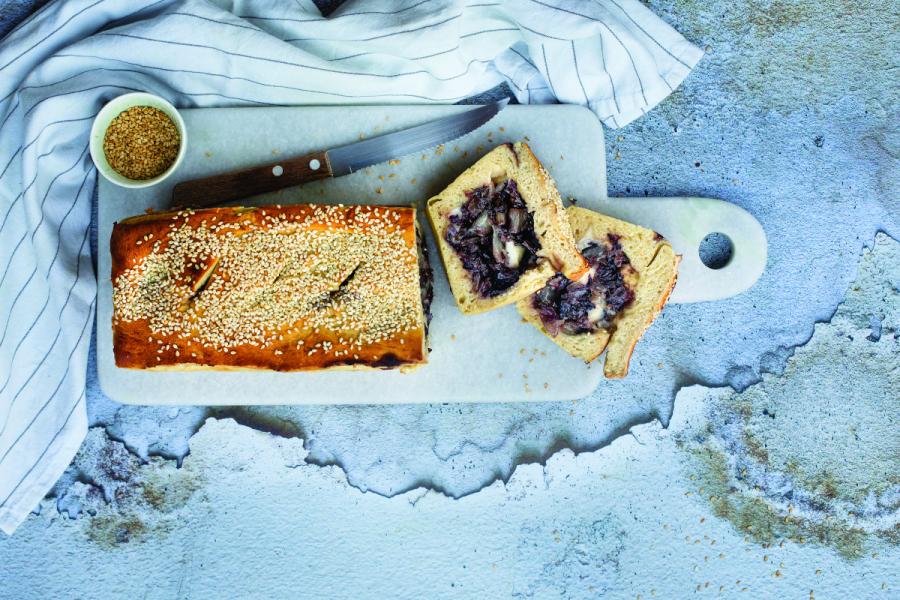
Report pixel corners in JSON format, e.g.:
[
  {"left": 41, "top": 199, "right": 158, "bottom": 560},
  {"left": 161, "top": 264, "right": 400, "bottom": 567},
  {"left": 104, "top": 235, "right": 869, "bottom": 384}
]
[
  {"left": 514, "top": 142, "right": 590, "bottom": 281},
  {"left": 138, "top": 360, "right": 423, "bottom": 374},
  {"left": 111, "top": 204, "right": 426, "bottom": 371}
]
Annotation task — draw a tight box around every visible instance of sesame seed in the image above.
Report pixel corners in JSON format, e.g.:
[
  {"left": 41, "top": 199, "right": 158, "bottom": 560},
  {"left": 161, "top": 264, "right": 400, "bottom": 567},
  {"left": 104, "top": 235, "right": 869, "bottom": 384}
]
[
  {"left": 102, "top": 106, "right": 180, "bottom": 180},
  {"left": 113, "top": 204, "right": 424, "bottom": 364}
]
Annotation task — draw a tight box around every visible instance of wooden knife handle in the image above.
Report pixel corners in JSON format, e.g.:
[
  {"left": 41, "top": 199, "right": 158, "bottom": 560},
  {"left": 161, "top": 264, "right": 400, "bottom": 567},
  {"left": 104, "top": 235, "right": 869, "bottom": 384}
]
[{"left": 171, "top": 150, "right": 333, "bottom": 209}]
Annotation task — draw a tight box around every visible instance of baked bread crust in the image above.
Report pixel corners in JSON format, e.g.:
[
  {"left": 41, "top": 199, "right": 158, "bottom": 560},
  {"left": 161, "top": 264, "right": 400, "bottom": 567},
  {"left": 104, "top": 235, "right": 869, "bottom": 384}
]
[
  {"left": 111, "top": 204, "right": 427, "bottom": 371},
  {"left": 517, "top": 207, "right": 680, "bottom": 377},
  {"left": 426, "top": 142, "right": 587, "bottom": 314}
]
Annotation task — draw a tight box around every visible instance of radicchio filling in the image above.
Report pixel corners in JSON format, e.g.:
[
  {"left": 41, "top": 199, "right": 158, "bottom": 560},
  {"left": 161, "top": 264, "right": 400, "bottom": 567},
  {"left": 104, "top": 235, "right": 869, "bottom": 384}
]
[
  {"left": 445, "top": 179, "right": 541, "bottom": 297},
  {"left": 416, "top": 230, "right": 434, "bottom": 332},
  {"left": 531, "top": 234, "right": 634, "bottom": 336}
]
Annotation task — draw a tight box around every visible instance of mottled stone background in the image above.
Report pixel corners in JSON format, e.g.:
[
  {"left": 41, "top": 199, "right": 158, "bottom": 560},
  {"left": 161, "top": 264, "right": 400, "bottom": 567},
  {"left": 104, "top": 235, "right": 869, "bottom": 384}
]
[{"left": 0, "top": 1, "right": 897, "bottom": 598}]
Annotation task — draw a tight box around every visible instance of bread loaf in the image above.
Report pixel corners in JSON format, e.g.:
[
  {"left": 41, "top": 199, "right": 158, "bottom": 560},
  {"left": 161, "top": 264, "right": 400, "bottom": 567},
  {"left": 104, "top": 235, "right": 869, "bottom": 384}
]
[{"left": 111, "top": 204, "right": 428, "bottom": 371}]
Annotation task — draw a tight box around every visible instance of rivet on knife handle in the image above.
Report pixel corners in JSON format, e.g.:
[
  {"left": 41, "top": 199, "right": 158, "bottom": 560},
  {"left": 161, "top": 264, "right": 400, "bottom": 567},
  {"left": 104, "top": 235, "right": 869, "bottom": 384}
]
[{"left": 171, "top": 150, "right": 333, "bottom": 209}]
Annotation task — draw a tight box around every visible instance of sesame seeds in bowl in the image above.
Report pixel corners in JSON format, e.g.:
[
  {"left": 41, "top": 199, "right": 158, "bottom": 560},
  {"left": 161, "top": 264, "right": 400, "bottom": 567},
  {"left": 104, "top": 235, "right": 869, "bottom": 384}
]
[{"left": 90, "top": 92, "right": 187, "bottom": 188}]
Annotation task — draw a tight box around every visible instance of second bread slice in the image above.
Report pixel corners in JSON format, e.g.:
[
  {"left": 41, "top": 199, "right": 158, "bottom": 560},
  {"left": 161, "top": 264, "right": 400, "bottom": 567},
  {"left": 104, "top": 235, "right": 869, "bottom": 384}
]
[{"left": 517, "top": 207, "right": 680, "bottom": 377}]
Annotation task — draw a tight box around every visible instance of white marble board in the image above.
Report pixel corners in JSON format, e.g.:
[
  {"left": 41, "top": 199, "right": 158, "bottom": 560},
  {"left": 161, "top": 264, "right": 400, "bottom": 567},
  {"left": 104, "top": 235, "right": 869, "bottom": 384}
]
[{"left": 97, "top": 105, "right": 765, "bottom": 405}]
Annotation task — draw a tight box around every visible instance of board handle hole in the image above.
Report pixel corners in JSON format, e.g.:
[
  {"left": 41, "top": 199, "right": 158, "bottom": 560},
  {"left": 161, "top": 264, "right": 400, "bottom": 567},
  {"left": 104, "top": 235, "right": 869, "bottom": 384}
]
[
  {"left": 272, "top": 165, "right": 284, "bottom": 177},
  {"left": 699, "top": 232, "right": 733, "bottom": 269}
]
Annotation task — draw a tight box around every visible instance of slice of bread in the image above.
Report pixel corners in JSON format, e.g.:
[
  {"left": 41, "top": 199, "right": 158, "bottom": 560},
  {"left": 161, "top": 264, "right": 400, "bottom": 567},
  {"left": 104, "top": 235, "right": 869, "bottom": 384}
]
[
  {"left": 517, "top": 296, "right": 612, "bottom": 362},
  {"left": 426, "top": 142, "right": 587, "bottom": 314},
  {"left": 517, "top": 206, "right": 680, "bottom": 377}
]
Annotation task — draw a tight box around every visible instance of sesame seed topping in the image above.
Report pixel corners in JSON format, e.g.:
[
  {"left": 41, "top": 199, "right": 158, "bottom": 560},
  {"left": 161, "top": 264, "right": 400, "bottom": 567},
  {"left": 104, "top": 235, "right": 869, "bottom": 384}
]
[{"left": 113, "top": 205, "right": 424, "bottom": 366}]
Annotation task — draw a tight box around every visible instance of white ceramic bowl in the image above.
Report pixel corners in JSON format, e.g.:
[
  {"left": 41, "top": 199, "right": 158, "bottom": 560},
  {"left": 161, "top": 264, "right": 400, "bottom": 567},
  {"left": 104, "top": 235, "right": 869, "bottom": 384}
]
[{"left": 89, "top": 92, "right": 187, "bottom": 188}]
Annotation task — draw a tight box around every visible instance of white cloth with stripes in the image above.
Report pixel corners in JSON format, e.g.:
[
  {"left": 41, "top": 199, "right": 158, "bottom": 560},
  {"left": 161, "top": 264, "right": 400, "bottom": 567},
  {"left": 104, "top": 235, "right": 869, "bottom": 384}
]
[{"left": 0, "top": 0, "right": 702, "bottom": 534}]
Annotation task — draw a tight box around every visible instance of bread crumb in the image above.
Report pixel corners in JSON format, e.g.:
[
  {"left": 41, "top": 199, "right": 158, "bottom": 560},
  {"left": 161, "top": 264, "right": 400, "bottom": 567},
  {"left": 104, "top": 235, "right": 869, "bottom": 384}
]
[
  {"left": 499, "top": 127, "right": 505, "bottom": 132},
  {"left": 388, "top": 159, "right": 401, "bottom": 165},
  {"left": 543, "top": 383, "right": 549, "bottom": 389},
  {"left": 450, "top": 334, "right": 456, "bottom": 341},
  {"left": 375, "top": 187, "right": 383, "bottom": 194},
  {"left": 358, "top": 133, "right": 366, "bottom": 140},
  {"left": 409, "top": 178, "right": 417, "bottom": 184},
  {"left": 378, "top": 175, "right": 385, "bottom": 181}
]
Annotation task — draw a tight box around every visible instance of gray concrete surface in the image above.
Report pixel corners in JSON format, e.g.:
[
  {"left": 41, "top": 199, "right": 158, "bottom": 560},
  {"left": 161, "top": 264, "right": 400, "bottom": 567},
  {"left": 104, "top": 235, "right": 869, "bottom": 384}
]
[{"left": 1, "top": 1, "right": 897, "bottom": 598}]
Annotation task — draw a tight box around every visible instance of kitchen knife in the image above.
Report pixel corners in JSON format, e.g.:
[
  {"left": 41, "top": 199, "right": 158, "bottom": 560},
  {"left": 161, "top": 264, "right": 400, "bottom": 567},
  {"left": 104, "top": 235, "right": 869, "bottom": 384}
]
[{"left": 171, "top": 99, "right": 509, "bottom": 208}]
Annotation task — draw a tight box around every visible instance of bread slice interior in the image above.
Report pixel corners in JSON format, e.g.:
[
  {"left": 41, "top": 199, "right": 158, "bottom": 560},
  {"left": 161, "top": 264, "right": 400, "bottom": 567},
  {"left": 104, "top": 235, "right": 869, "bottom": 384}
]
[
  {"left": 517, "top": 206, "right": 680, "bottom": 377},
  {"left": 426, "top": 142, "right": 586, "bottom": 315}
]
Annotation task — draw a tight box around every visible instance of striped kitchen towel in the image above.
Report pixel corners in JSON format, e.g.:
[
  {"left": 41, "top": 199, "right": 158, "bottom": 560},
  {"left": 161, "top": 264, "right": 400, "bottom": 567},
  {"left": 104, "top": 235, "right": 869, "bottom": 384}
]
[{"left": 0, "top": 0, "right": 702, "bottom": 534}]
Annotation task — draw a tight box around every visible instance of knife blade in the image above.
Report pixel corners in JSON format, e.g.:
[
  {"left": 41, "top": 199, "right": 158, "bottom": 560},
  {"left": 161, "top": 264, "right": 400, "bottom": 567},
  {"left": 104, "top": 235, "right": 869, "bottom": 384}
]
[{"left": 171, "top": 99, "right": 508, "bottom": 208}]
